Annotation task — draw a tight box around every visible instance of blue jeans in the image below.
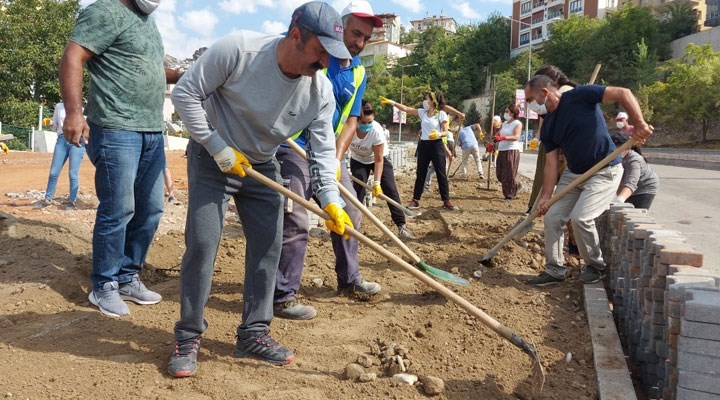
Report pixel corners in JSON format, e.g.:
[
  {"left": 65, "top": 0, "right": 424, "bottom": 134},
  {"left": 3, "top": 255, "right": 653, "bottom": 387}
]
[
  {"left": 45, "top": 135, "right": 85, "bottom": 201},
  {"left": 85, "top": 122, "right": 165, "bottom": 290}
]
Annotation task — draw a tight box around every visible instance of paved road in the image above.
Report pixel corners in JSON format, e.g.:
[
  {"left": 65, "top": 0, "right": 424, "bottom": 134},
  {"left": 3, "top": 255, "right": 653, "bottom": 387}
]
[{"left": 518, "top": 153, "right": 720, "bottom": 274}]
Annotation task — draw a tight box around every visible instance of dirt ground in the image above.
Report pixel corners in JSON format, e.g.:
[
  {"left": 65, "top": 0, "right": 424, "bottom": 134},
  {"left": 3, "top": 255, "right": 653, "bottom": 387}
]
[{"left": 0, "top": 149, "right": 597, "bottom": 399}]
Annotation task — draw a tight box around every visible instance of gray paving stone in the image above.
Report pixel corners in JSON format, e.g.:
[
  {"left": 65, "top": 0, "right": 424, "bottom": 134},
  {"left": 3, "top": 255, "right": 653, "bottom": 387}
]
[
  {"left": 678, "top": 336, "right": 720, "bottom": 358},
  {"left": 677, "top": 351, "right": 720, "bottom": 374},
  {"left": 680, "top": 320, "right": 720, "bottom": 341},
  {"left": 676, "top": 386, "right": 720, "bottom": 400},
  {"left": 683, "top": 289, "right": 720, "bottom": 324},
  {"left": 678, "top": 370, "right": 720, "bottom": 394}
]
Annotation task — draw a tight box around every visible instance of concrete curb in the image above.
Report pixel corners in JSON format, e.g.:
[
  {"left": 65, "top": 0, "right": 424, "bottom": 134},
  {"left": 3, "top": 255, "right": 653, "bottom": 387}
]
[{"left": 584, "top": 283, "right": 638, "bottom": 400}]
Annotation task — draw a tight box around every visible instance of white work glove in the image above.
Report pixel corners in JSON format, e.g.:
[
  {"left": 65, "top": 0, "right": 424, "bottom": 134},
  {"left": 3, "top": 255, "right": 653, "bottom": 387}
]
[{"left": 213, "top": 146, "right": 252, "bottom": 177}]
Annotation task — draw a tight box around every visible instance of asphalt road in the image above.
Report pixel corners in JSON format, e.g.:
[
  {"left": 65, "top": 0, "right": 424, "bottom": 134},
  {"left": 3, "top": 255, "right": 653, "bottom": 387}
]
[{"left": 518, "top": 153, "right": 720, "bottom": 274}]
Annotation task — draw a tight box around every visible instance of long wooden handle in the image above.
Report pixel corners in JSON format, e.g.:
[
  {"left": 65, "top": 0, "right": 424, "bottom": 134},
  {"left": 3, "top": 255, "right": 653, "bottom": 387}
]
[
  {"left": 348, "top": 174, "right": 415, "bottom": 215},
  {"left": 284, "top": 139, "right": 421, "bottom": 264},
  {"left": 485, "top": 137, "right": 634, "bottom": 258},
  {"left": 588, "top": 63, "right": 602, "bottom": 85},
  {"left": 243, "top": 164, "right": 516, "bottom": 340}
]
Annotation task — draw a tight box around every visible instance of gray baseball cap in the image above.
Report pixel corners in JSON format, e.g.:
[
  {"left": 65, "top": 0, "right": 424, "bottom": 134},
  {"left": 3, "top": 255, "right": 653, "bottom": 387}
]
[{"left": 291, "top": 1, "right": 351, "bottom": 60}]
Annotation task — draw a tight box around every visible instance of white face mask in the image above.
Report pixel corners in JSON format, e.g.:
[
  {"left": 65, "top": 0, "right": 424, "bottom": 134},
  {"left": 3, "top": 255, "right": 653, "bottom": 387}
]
[
  {"left": 503, "top": 113, "right": 511, "bottom": 121},
  {"left": 132, "top": 0, "right": 160, "bottom": 15},
  {"left": 616, "top": 121, "right": 625, "bottom": 129},
  {"left": 528, "top": 100, "right": 547, "bottom": 115},
  {"left": 422, "top": 100, "right": 430, "bottom": 110}
]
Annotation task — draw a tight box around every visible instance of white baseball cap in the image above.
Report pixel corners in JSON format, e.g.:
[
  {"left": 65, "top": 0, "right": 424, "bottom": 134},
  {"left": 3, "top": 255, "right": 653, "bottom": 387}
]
[
  {"left": 615, "top": 111, "right": 628, "bottom": 120},
  {"left": 341, "top": 0, "right": 383, "bottom": 28}
]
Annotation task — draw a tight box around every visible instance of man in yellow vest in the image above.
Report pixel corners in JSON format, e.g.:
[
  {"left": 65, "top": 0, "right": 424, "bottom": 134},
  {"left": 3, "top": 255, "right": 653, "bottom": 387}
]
[{"left": 273, "top": 0, "right": 383, "bottom": 319}]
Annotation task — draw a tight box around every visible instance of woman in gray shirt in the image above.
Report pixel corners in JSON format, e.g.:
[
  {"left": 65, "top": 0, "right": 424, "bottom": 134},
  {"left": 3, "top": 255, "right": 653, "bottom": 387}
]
[{"left": 612, "top": 132, "right": 659, "bottom": 209}]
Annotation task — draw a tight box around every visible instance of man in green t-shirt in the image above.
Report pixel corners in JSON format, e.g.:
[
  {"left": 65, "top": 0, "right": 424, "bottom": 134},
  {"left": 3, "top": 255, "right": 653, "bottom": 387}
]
[{"left": 59, "top": 0, "right": 182, "bottom": 317}]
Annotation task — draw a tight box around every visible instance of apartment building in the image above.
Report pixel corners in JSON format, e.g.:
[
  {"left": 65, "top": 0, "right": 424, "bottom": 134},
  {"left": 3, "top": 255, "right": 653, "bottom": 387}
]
[
  {"left": 409, "top": 12, "right": 458, "bottom": 34},
  {"left": 510, "top": 0, "right": 618, "bottom": 56},
  {"left": 359, "top": 13, "right": 411, "bottom": 67}
]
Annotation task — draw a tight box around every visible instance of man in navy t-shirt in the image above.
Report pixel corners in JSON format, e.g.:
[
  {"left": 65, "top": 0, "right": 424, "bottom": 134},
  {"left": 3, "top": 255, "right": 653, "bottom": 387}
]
[{"left": 523, "top": 72, "right": 653, "bottom": 286}]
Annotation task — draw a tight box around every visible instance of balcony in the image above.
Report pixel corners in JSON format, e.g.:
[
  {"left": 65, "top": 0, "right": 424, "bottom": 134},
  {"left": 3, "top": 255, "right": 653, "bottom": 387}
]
[
  {"left": 532, "top": 0, "right": 547, "bottom": 9},
  {"left": 519, "top": 37, "right": 531, "bottom": 46},
  {"left": 570, "top": 5, "right": 583, "bottom": 13},
  {"left": 531, "top": 33, "right": 544, "bottom": 41},
  {"left": 531, "top": 16, "right": 545, "bottom": 24},
  {"left": 547, "top": 0, "right": 565, "bottom": 7},
  {"left": 548, "top": 10, "right": 563, "bottom": 19}
]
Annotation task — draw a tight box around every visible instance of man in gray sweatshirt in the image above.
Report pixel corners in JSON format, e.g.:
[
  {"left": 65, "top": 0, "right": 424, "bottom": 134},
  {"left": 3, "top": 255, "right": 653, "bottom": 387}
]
[{"left": 168, "top": 1, "right": 352, "bottom": 378}]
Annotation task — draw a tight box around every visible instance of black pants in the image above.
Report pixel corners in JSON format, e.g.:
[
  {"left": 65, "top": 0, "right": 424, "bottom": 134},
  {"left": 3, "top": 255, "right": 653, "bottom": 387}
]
[
  {"left": 350, "top": 157, "right": 405, "bottom": 227},
  {"left": 627, "top": 193, "right": 655, "bottom": 209},
  {"left": 413, "top": 139, "right": 449, "bottom": 202}
]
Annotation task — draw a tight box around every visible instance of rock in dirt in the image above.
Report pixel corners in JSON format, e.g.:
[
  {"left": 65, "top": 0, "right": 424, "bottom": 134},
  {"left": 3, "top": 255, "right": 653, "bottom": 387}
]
[
  {"left": 344, "top": 363, "right": 365, "bottom": 381},
  {"left": 393, "top": 373, "right": 418, "bottom": 385},
  {"left": 356, "top": 354, "right": 373, "bottom": 368},
  {"left": 419, "top": 375, "right": 445, "bottom": 396},
  {"left": 358, "top": 373, "right": 376, "bottom": 383}
]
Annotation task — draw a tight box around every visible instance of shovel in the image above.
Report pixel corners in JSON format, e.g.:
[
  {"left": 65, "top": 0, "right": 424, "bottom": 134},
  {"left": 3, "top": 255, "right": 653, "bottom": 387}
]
[
  {"left": 480, "top": 138, "right": 635, "bottom": 266},
  {"left": 350, "top": 175, "right": 419, "bottom": 218},
  {"left": 285, "top": 139, "right": 467, "bottom": 286},
  {"left": 241, "top": 161, "right": 545, "bottom": 389}
]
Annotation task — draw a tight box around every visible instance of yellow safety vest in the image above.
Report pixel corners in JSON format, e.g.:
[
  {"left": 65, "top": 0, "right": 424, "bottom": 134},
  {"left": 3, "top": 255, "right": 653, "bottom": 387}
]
[{"left": 291, "top": 65, "right": 366, "bottom": 140}]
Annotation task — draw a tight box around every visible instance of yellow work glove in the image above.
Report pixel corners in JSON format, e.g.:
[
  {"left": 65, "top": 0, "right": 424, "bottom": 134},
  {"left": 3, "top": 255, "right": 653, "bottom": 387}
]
[
  {"left": 428, "top": 129, "right": 440, "bottom": 140},
  {"left": 371, "top": 182, "right": 383, "bottom": 198},
  {"left": 1, "top": 143, "right": 8, "bottom": 154},
  {"left": 213, "top": 146, "right": 252, "bottom": 177},
  {"left": 379, "top": 96, "right": 396, "bottom": 106},
  {"left": 323, "top": 202, "right": 353, "bottom": 239}
]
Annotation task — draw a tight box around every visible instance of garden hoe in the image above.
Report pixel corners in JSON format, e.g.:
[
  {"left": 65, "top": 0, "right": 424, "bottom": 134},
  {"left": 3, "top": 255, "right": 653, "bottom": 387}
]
[
  {"left": 284, "top": 139, "right": 467, "bottom": 286},
  {"left": 241, "top": 161, "right": 546, "bottom": 390},
  {"left": 480, "top": 137, "right": 636, "bottom": 267}
]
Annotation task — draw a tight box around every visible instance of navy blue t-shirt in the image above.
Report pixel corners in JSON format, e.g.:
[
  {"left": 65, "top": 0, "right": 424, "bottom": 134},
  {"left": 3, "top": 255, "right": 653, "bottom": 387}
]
[{"left": 540, "top": 85, "right": 621, "bottom": 174}]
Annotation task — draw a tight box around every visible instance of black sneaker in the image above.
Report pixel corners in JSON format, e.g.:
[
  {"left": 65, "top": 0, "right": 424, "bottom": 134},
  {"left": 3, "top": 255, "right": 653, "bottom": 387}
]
[
  {"left": 338, "top": 279, "right": 381, "bottom": 297},
  {"left": 580, "top": 265, "right": 605, "bottom": 284},
  {"left": 407, "top": 199, "right": 420, "bottom": 209},
  {"left": 273, "top": 300, "right": 317, "bottom": 320},
  {"left": 442, "top": 200, "right": 456, "bottom": 211},
  {"left": 527, "top": 272, "right": 565, "bottom": 286},
  {"left": 168, "top": 336, "right": 201, "bottom": 378},
  {"left": 233, "top": 330, "right": 295, "bottom": 366}
]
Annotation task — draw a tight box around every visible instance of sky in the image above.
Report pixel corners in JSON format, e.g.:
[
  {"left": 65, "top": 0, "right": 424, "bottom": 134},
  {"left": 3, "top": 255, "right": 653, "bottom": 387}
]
[{"left": 79, "top": 0, "right": 513, "bottom": 59}]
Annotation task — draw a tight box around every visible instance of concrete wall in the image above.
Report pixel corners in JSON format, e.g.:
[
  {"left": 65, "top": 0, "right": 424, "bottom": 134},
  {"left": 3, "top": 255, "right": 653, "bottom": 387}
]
[{"left": 670, "top": 27, "right": 720, "bottom": 58}]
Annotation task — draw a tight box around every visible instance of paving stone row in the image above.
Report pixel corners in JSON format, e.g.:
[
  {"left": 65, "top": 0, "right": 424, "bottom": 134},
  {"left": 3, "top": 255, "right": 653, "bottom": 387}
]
[{"left": 597, "top": 204, "right": 720, "bottom": 400}]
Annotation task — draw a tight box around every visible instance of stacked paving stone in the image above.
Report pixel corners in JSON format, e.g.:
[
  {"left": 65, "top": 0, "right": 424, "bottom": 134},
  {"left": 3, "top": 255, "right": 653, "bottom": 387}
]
[{"left": 598, "top": 205, "right": 720, "bottom": 399}]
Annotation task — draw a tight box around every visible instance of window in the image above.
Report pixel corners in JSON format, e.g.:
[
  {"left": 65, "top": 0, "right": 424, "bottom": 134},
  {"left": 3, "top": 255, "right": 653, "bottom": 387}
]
[
  {"left": 521, "top": 1, "right": 532, "bottom": 13},
  {"left": 519, "top": 32, "right": 530, "bottom": 45}
]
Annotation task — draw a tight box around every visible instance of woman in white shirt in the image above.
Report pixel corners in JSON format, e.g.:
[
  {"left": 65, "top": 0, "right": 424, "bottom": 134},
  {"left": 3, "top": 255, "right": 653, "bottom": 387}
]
[
  {"left": 350, "top": 101, "right": 413, "bottom": 239},
  {"left": 381, "top": 91, "right": 463, "bottom": 211},
  {"left": 494, "top": 103, "right": 523, "bottom": 200}
]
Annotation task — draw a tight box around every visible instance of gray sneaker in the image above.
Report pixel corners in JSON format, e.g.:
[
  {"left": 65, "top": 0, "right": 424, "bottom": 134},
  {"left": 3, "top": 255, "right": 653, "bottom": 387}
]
[
  {"left": 398, "top": 225, "right": 415, "bottom": 240},
  {"left": 119, "top": 274, "right": 162, "bottom": 305},
  {"left": 273, "top": 300, "right": 317, "bottom": 320},
  {"left": 169, "top": 336, "right": 201, "bottom": 378},
  {"left": 339, "top": 278, "right": 381, "bottom": 297},
  {"left": 88, "top": 281, "right": 130, "bottom": 317}
]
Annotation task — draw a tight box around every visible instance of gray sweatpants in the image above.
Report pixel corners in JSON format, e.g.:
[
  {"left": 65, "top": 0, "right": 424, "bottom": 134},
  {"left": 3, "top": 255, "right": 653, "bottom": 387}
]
[
  {"left": 543, "top": 164, "right": 622, "bottom": 279},
  {"left": 174, "top": 140, "right": 283, "bottom": 341}
]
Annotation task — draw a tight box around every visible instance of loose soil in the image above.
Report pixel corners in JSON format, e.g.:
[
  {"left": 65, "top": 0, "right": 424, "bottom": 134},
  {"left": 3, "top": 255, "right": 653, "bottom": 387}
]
[{"left": 1, "top": 150, "right": 597, "bottom": 399}]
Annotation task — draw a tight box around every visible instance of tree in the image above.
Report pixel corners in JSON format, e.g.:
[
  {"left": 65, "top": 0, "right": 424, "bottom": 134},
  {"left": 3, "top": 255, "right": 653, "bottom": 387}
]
[
  {"left": 542, "top": 15, "right": 603, "bottom": 81},
  {"left": 464, "top": 102, "right": 481, "bottom": 125},
  {"left": 584, "top": 5, "right": 667, "bottom": 87},
  {"left": 0, "top": 0, "right": 81, "bottom": 126},
  {"left": 641, "top": 44, "right": 720, "bottom": 142},
  {"left": 660, "top": 3, "right": 698, "bottom": 40}
]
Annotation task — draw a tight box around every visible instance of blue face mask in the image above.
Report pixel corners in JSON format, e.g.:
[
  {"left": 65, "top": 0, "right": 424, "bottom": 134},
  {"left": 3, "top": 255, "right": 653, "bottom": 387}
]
[{"left": 358, "top": 123, "right": 373, "bottom": 133}]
